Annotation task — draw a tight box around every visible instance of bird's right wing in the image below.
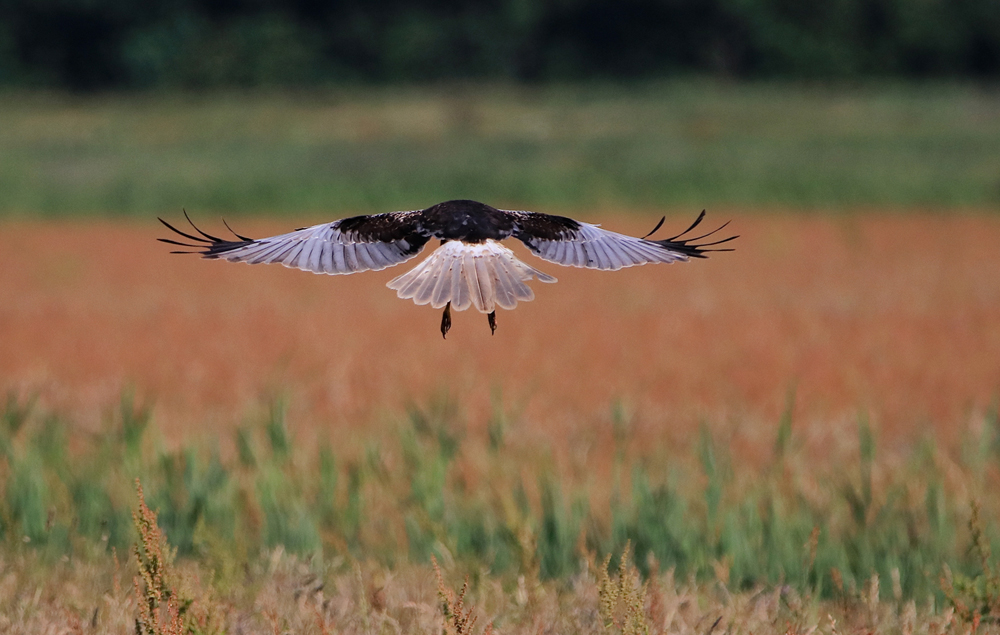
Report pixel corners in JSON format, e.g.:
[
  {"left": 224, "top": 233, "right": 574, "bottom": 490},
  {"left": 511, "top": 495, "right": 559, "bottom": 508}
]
[
  {"left": 158, "top": 210, "right": 432, "bottom": 275},
  {"left": 509, "top": 210, "right": 737, "bottom": 271}
]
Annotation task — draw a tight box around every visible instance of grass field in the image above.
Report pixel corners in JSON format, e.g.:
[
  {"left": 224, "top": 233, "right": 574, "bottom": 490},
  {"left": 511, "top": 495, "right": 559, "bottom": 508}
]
[
  {"left": 3, "top": 214, "right": 996, "bottom": 438},
  {"left": 1, "top": 85, "right": 999, "bottom": 632},
  {"left": 1, "top": 82, "right": 999, "bottom": 216},
  {"left": 2, "top": 213, "right": 1000, "bottom": 632}
]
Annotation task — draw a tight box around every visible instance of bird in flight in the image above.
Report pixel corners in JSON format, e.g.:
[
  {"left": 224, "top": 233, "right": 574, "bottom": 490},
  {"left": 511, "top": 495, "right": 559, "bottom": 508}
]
[{"left": 159, "top": 199, "right": 736, "bottom": 338}]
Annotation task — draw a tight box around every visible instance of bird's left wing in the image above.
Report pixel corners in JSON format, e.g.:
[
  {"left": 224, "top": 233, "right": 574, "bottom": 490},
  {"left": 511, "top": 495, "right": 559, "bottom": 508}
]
[
  {"left": 158, "top": 210, "right": 432, "bottom": 275},
  {"left": 508, "top": 210, "right": 736, "bottom": 271}
]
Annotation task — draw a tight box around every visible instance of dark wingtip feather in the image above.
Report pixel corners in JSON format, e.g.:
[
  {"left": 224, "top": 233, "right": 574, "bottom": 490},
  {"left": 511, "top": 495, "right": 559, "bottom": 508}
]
[
  {"left": 694, "top": 234, "right": 739, "bottom": 248},
  {"left": 158, "top": 237, "right": 201, "bottom": 248},
  {"left": 685, "top": 219, "right": 733, "bottom": 243},
  {"left": 183, "top": 208, "right": 224, "bottom": 242},
  {"left": 647, "top": 211, "right": 737, "bottom": 259},
  {"left": 665, "top": 209, "right": 707, "bottom": 241},
  {"left": 222, "top": 218, "right": 254, "bottom": 241},
  {"left": 159, "top": 216, "right": 211, "bottom": 244},
  {"left": 159, "top": 211, "right": 257, "bottom": 257},
  {"left": 641, "top": 216, "right": 666, "bottom": 240}
]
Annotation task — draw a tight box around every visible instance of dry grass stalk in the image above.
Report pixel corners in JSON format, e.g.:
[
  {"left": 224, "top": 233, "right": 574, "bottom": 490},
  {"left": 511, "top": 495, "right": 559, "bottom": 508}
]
[
  {"left": 133, "top": 479, "right": 224, "bottom": 635},
  {"left": 432, "top": 555, "right": 494, "bottom": 635},
  {"left": 133, "top": 478, "right": 184, "bottom": 635},
  {"left": 941, "top": 500, "right": 1000, "bottom": 626},
  {"left": 0, "top": 550, "right": 980, "bottom": 635},
  {"left": 598, "top": 541, "right": 651, "bottom": 635}
]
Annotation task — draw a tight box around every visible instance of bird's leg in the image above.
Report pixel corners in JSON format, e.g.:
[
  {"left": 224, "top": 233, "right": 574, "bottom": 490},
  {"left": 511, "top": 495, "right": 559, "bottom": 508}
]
[
  {"left": 487, "top": 311, "right": 497, "bottom": 335},
  {"left": 440, "top": 302, "right": 452, "bottom": 339}
]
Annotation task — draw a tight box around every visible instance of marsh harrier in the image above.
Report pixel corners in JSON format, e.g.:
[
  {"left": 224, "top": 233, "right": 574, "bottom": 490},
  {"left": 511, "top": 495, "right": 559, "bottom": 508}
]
[{"left": 159, "top": 199, "right": 736, "bottom": 337}]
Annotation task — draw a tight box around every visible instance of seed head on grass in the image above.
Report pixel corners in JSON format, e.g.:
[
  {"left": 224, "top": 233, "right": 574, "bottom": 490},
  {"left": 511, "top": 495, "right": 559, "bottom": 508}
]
[
  {"left": 133, "top": 478, "right": 183, "bottom": 635},
  {"left": 132, "top": 479, "right": 226, "bottom": 635},
  {"left": 942, "top": 500, "right": 1000, "bottom": 624},
  {"left": 597, "top": 541, "right": 650, "bottom": 635},
  {"left": 432, "top": 555, "right": 493, "bottom": 635}
]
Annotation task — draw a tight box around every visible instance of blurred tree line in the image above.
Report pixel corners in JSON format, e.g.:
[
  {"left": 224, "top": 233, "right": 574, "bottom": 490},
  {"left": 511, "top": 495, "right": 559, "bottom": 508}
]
[{"left": 1, "top": 0, "right": 998, "bottom": 90}]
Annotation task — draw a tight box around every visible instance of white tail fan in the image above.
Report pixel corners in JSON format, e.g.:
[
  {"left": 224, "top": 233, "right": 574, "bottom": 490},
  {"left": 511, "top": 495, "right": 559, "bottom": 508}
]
[{"left": 387, "top": 240, "right": 556, "bottom": 313}]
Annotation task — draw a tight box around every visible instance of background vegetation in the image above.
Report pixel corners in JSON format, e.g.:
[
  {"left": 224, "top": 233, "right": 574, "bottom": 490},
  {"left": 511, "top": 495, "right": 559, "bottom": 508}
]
[
  {"left": 3, "top": 2, "right": 998, "bottom": 627},
  {"left": 2, "top": 390, "right": 998, "bottom": 605},
  {"left": 2, "top": 0, "right": 1000, "bottom": 90},
  {"left": 2, "top": 83, "right": 998, "bottom": 217}
]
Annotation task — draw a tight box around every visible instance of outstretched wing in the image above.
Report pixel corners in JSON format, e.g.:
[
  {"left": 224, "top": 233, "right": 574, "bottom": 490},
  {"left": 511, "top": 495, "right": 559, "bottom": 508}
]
[
  {"left": 509, "top": 210, "right": 737, "bottom": 271},
  {"left": 158, "top": 210, "right": 432, "bottom": 275}
]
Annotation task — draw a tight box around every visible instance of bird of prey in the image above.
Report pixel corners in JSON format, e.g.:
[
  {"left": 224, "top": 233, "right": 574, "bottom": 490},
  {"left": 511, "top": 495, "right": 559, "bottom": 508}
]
[{"left": 159, "top": 199, "right": 736, "bottom": 338}]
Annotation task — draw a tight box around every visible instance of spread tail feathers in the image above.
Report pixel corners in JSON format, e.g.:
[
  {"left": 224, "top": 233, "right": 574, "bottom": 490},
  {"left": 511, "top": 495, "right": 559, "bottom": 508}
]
[{"left": 387, "top": 240, "right": 556, "bottom": 313}]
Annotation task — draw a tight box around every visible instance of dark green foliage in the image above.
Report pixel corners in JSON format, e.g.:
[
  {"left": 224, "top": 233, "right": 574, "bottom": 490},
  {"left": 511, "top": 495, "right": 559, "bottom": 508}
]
[
  {"left": 0, "top": 0, "right": 998, "bottom": 89},
  {"left": 618, "top": 468, "right": 693, "bottom": 576},
  {"left": 1, "top": 391, "right": 33, "bottom": 442}
]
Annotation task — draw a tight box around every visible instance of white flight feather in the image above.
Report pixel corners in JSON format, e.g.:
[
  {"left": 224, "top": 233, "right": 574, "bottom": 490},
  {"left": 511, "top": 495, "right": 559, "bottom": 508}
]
[
  {"left": 387, "top": 240, "right": 556, "bottom": 313},
  {"left": 523, "top": 222, "right": 690, "bottom": 270},
  {"left": 212, "top": 222, "right": 420, "bottom": 275}
]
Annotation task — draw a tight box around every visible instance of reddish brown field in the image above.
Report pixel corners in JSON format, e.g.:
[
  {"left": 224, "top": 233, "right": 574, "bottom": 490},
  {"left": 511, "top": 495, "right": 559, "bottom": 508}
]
[{"left": 1, "top": 212, "right": 998, "bottom": 462}]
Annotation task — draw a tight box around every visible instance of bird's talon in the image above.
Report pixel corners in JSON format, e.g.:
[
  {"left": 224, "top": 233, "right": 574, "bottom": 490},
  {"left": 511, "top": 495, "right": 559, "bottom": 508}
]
[
  {"left": 441, "top": 302, "right": 452, "bottom": 339},
  {"left": 488, "top": 311, "right": 496, "bottom": 335}
]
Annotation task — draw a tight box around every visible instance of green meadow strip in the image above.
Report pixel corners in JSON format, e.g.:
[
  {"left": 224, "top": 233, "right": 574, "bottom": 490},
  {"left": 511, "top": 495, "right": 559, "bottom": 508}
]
[
  {"left": 0, "top": 390, "right": 996, "bottom": 602},
  {"left": 0, "top": 83, "right": 998, "bottom": 216}
]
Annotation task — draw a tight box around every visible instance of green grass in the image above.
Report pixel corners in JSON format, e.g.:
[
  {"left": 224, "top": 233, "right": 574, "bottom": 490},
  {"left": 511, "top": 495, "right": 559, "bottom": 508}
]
[
  {"left": 2, "top": 389, "right": 999, "bottom": 607},
  {"left": 1, "top": 82, "right": 998, "bottom": 217}
]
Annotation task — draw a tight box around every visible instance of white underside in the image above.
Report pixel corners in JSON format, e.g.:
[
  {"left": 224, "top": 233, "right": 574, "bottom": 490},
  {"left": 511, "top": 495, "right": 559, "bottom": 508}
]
[{"left": 387, "top": 240, "right": 557, "bottom": 313}]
